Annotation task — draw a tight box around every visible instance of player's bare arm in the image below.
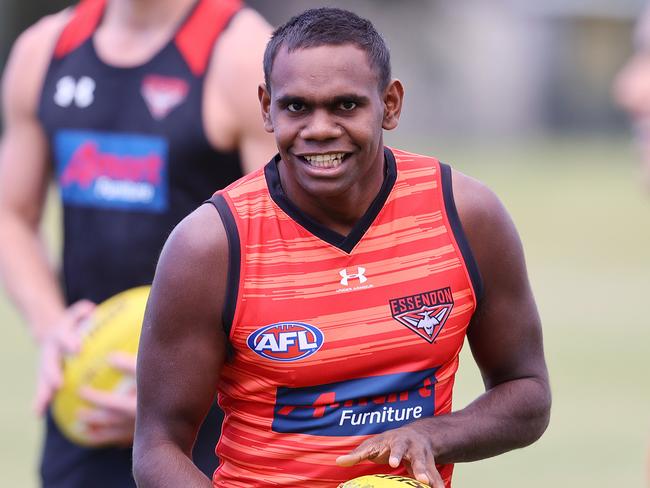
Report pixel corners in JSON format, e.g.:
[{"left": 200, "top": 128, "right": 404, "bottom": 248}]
[
  {"left": 0, "top": 10, "right": 98, "bottom": 413},
  {"left": 0, "top": 11, "right": 69, "bottom": 340},
  {"left": 444, "top": 170, "right": 551, "bottom": 459},
  {"left": 338, "top": 171, "right": 551, "bottom": 485},
  {"left": 203, "top": 7, "right": 276, "bottom": 172},
  {"left": 133, "top": 203, "right": 229, "bottom": 487}
]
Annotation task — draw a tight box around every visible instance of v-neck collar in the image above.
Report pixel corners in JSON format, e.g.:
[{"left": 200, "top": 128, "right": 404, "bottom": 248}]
[{"left": 264, "top": 147, "right": 397, "bottom": 254}]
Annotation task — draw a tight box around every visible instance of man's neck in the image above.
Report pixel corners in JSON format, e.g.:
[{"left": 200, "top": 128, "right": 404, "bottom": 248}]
[
  {"left": 95, "top": 0, "right": 197, "bottom": 66},
  {"left": 278, "top": 149, "right": 387, "bottom": 237},
  {"left": 103, "top": 0, "right": 196, "bottom": 31}
]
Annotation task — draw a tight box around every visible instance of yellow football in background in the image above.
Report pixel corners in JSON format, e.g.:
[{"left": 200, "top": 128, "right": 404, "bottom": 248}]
[
  {"left": 339, "top": 474, "right": 430, "bottom": 488},
  {"left": 51, "top": 285, "right": 150, "bottom": 446}
]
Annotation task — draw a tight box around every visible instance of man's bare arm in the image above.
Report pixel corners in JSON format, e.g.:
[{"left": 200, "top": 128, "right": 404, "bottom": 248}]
[
  {"left": 133, "top": 203, "right": 229, "bottom": 487},
  {"left": 426, "top": 170, "right": 551, "bottom": 462},
  {"left": 0, "top": 13, "right": 69, "bottom": 342},
  {"left": 0, "top": 12, "right": 98, "bottom": 413}
]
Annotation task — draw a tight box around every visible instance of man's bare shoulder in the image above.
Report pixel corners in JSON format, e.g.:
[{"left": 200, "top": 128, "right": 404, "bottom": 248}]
[
  {"left": 10, "top": 9, "right": 71, "bottom": 63},
  {"left": 219, "top": 8, "right": 273, "bottom": 58},
  {"left": 449, "top": 168, "right": 523, "bottom": 264},
  {"left": 450, "top": 169, "right": 505, "bottom": 229},
  {"left": 3, "top": 9, "right": 72, "bottom": 113},
  {"left": 449, "top": 166, "right": 532, "bottom": 307},
  {"left": 201, "top": 7, "right": 273, "bottom": 157},
  {"left": 167, "top": 203, "right": 229, "bottom": 260},
  {"left": 208, "top": 8, "right": 271, "bottom": 89},
  {"left": 153, "top": 203, "right": 230, "bottom": 321}
]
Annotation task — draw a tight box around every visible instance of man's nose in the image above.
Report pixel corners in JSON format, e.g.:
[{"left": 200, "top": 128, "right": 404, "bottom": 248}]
[{"left": 299, "top": 109, "right": 343, "bottom": 140}]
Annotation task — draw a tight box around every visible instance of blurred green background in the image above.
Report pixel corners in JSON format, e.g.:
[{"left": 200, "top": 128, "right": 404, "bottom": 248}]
[{"left": 1, "top": 0, "right": 649, "bottom": 486}]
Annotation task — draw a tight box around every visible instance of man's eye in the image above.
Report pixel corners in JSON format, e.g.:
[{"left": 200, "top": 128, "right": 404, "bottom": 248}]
[
  {"left": 339, "top": 101, "right": 357, "bottom": 111},
  {"left": 287, "top": 103, "right": 305, "bottom": 113}
]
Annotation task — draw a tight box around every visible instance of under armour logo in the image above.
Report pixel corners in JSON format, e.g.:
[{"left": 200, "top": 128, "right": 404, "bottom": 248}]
[
  {"left": 54, "top": 76, "right": 96, "bottom": 108},
  {"left": 339, "top": 267, "right": 367, "bottom": 286}
]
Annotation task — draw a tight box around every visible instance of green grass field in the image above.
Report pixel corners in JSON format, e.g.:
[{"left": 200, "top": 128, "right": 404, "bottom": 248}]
[{"left": 1, "top": 137, "right": 649, "bottom": 487}]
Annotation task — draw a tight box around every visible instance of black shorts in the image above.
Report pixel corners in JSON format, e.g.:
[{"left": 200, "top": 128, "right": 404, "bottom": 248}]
[{"left": 40, "top": 403, "right": 223, "bottom": 487}]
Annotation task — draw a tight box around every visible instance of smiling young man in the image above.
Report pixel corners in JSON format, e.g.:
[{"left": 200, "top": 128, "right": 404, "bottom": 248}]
[{"left": 133, "top": 8, "right": 551, "bottom": 488}]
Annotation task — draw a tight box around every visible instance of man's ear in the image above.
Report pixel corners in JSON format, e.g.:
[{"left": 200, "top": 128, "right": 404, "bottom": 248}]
[
  {"left": 258, "top": 83, "right": 274, "bottom": 133},
  {"left": 382, "top": 79, "right": 404, "bottom": 131}
]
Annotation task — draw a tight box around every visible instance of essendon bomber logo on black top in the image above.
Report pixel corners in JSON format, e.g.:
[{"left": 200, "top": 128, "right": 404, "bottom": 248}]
[{"left": 389, "top": 287, "right": 454, "bottom": 343}]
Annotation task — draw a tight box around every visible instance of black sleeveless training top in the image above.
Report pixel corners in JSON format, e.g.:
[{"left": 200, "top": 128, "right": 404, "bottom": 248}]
[{"left": 38, "top": 0, "right": 244, "bottom": 305}]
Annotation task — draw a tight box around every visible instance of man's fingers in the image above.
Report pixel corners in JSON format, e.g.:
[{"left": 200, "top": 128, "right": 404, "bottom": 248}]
[
  {"left": 30, "top": 300, "right": 99, "bottom": 416},
  {"left": 337, "top": 428, "right": 441, "bottom": 488},
  {"left": 80, "top": 420, "right": 134, "bottom": 447},
  {"left": 56, "top": 300, "right": 95, "bottom": 353},
  {"left": 43, "top": 348, "right": 63, "bottom": 387},
  {"left": 79, "top": 386, "right": 136, "bottom": 415},
  {"left": 388, "top": 440, "right": 407, "bottom": 468},
  {"left": 426, "top": 455, "right": 444, "bottom": 488},
  {"left": 107, "top": 352, "right": 137, "bottom": 374},
  {"left": 58, "top": 327, "right": 82, "bottom": 353},
  {"left": 78, "top": 407, "right": 132, "bottom": 429},
  {"left": 62, "top": 299, "right": 96, "bottom": 352},
  {"left": 430, "top": 471, "right": 445, "bottom": 488},
  {"left": 335, "top": 451, "right": 365, "bottom": 467},
  {"left": 68, "top": 299, "right": 96, "bottom": 322},
  {"left": 33, "top": 378, "right": 53, "bottom": 415},
  {"left": 336, "top": 441, "right": 377, "bottom": 467},
  {"left": 77, "top": 403, "right": 136, "bottom": 447},
  {"left": 415, "top": 468, "right": 443, "bottom": 488},
  {"left": 409, "top": 450, "right": 443, "bottom": 488},
  {"left": 33, "top": 371, "right": 59, "bottom": 414},
  {"left": 33, "top": 347, "right": 64, "bottom": 414}
]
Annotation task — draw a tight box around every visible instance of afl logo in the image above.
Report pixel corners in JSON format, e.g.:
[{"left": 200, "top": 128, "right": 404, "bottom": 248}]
[{"left": 247, "top": 322, "right": 324, "bottom": 362}]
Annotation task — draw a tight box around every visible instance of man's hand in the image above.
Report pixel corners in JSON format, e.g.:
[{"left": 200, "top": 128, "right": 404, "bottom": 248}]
[
  {"left": 34, "top": 299, "right": 95, "bottom": 414},
  {"left": 336, "top": 424, "right": 444, "bottom": 488},
  {"left": 78, "top": 352, "right": 137, "bottom": 446}
]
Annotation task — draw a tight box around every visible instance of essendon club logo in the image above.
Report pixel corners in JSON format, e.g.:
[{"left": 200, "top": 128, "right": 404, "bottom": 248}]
[
  {"left": 141, "top": 75, "right": 189, "bottom": 120},
  {"left": 389, "top": 287, "right": 454, "bottom": 343}
]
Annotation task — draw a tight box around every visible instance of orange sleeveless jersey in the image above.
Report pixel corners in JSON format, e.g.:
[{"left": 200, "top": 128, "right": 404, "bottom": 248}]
[{"left": 209, "top": 147, "right": 483, "bottom": 487}]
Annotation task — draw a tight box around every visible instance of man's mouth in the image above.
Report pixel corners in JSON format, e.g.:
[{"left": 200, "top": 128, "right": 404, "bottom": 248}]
[{"left": 301, "top": 152, "right": 347, "bottom": 169}]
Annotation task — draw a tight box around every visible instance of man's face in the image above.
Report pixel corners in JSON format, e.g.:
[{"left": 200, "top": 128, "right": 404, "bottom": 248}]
[
  {"left": 615, "top": 7, "right": 650, "bottom": 187},
  {"left": 260, "top": 44, "right": 400, "bottom": 202}
]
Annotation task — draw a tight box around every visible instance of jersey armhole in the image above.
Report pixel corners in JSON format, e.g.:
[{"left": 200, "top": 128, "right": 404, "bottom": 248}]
[
  {"left": 206, "top": 193, "right": 241, "bottom": 339},
  {"left": 175, "top": 0, "right": 242, "bottom": 77},
  {"left": 54, "top": 0, "right": 105, "bottom": 59},
  {"left": 439, "top": 162, "right": 484, "bottom": 302}
]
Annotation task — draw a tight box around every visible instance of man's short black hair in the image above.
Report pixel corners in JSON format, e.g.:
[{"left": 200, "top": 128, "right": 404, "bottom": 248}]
[{"left": 263, "top": 7, "right": 391, "bottom": 93}]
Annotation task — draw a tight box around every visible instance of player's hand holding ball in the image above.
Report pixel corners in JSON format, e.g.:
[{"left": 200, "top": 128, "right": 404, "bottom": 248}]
[
  {"left": 76, "top": 351, "right": 137, "bottom": 446},
  {"left": 336, "top": 423, "right": 444, "bottom": 488},
  {"left": 34, "top": 299, "right": 96, "bottom": 415},
  {"left": 51, "top": 286, "right": 149, "bottom": 447}
]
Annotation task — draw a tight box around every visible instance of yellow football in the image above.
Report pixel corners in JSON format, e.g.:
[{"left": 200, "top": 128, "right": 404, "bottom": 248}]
[
  {"left": 51, "top": 285, "right": 150, "bottom": 446},
  {"left": 339, "top": 474, "right": 430, "bottom": 488}
]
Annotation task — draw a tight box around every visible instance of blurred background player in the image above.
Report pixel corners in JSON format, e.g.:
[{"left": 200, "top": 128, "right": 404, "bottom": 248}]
[
  {"left": 614, "top": 5, "right": 650, "bottom": 485},
  {"left": 615, "top": 1, "right": 650, "bottom": 193},
  {"left": 0, "top": 0, "right": 274, "bottom": 486}
]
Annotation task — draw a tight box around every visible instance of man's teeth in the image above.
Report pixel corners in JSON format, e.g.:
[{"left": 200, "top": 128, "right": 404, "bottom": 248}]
[{"left": 303, "top": 153, "right": 345, "bottom": 168}]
